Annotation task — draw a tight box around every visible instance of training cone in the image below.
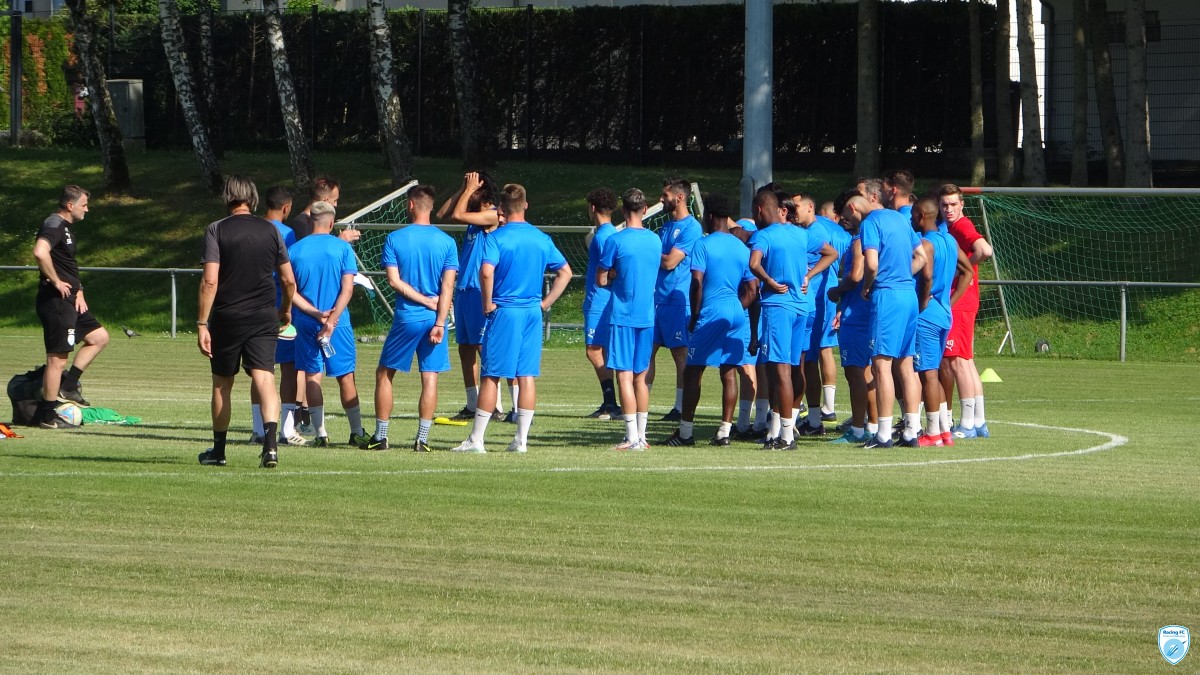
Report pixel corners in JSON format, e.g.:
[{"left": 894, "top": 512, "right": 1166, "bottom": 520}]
[{"left": 979, "top": 368, "right": 1003, "bottom": 383}]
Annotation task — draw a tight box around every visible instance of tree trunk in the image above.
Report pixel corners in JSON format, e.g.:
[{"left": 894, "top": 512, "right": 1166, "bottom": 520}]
[
  {"left": 1124, "top": 0, "right": 1153, "bottom": 187},
  {"left": 366, "top": 0, "right": 413, "bottom": 186},
  {"left": 994, "top": 0, "right": 1016, "bottom": 184},
  {"left": 1090, "top": 0, "right": 1124, "bottom": 186},
  {"left": 159, "top": 0, "right": 222, "bottom": 193},
  {"left": 1070, "top": 0, "right": 1089, "bottom": 186},
  {"left": 264, "top": 0, "right": 315, "bottom": 191},
  {"left": 64, "top": 0, "right": 132, "bottom": 194},
  {"left": 968, "top": 0, "right": 985, "bottom": 186},
  {"left": 1015, "top": 0, "right": 1046, "bottom": 186},
  {"left": 853, "top": 0, "right": 879, "bottom": 179},
  {"left": 197, "top": 0, "right": 222, "bottom": 158},
  {"left": 448, "top": 0, "right": 491, "bottom": 168}
]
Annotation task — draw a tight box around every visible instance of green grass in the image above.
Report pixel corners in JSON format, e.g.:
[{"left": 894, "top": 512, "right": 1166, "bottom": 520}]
[{"left": 1, "top": 332, "right": 1197, "bottom": 672}]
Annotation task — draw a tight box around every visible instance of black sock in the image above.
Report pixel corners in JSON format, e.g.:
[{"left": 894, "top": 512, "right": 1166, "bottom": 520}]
[
  {"left": 600, "top": 379, "right": 616, "bottom": 406},
  {"left": 264, "top": 422, "right": 279, "bottom": 451},
  {"left": 63, "top": 366, "right": 83, "bottom": 389},
  {"left": 213, "top": 431, "right": 228, "bottom": 457},
  {"left": 36, "top": 400, "right": 57, "bottom": 422}
]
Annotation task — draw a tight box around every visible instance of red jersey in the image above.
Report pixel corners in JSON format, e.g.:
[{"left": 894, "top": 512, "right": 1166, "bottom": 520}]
[{"left": 947, "top": 215, "right": 984, "bottom": 312}]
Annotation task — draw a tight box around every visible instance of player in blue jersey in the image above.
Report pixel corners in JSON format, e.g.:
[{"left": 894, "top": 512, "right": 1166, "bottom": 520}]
[
  {"left": 843, "top": 195, "right": 928, "bottom": 448},
  {"left": 581, "top": 187, "right": 622, "bottom": 420},
  {"left": 364, "top": 185, "right": 460, "bottom": 452},
  {"left": 597, "top": 189, "right": 661, "bottom": 451},
  {"left": 856, "top": 177, "right": 884, "bottom": 207},
  {"left": 648, "top": 177, "right": 703, "bottom": 422},
  {"left": 663, "top": 193, "right": 758, "bottom": 447},
  {"left": 287, "top": 201, "right": 368, "bottom": 448},
  {"left": 453, "top": 184, "right": 573, "bottom": 454},
  {"left": 827, "top": 189, "right": 878, "bottom": 445},
  {"left": 819, "top": 201, "right": 838, "bottom": 222},
  {"left": 793, "top": 193, "right": 852, "bottom": 436},
  {"left": 727, "top": 217, "right": 763, "bottom": 439},
  {"left": 883, "top": 169, "right": 916, "bottom": 218},
  {"left": 911, "top": 198, "right": 974, "bottom": 447}
]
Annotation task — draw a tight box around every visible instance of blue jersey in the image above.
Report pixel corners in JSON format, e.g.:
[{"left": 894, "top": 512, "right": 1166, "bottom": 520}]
[
  {"left": 289, "top": 233, "right": 358, "bottom": 327},
  {"left": 584, "top": 222, "right": 617, "bottom": 315},
  {"left": 269, "top": 219, "right": 297, "bottom": 308},
  {"left": 599, "top": 227, "right": 660, "bottom": 328},
  {"left": 457, "top": 224, "right": 488, "bottom": 291},
  {"left": 896, "top": 204, "right": 913, "bottom": 219},
  {"left": 735, "top": 218, "right": 758, "bottom": 234},
  {"left": 655, "top": 214, "right": 702, "bottom": 306},
  {"left": 839, "top": 236, "right": 872, "bottom": 326},
  {"left": 751, "top": 223, "right": 811, "bottom": 312},
  {"left": 381, "top": 224, "right": 459, "bottom": 323},
  {"left": 920, "top": 230, "right": 958, "bottom": 329},
  {"left": 481, "top": 221, "right": 567, "bottom": 308},
  {"left": 692, "top": 231, "right": 752, "bottom": 313},
  {"left": 861, "top": 209, "right": 919, "bottom": 291}
]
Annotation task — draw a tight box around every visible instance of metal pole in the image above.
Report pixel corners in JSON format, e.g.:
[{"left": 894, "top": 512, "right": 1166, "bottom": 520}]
[
  {"left": 416, "top": 8, "right": 424, "bottom": 156},
  {"left": 740, "top": 0, "right": 773, "bottom": 217},
  {"left": 170, "top": 270, "right": 178, "bottom": 338},
  {"left": 977, "top": 197, "right": 1017, "bottom": 354},
  {"left": 10, "top": 0, "right": 22, "bottom": 147},
  {"left": 1119, "top": 282, "right": 1127, "bottom": 362}
]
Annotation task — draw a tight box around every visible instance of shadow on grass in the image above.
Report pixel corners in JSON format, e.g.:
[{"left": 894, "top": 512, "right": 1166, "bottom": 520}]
[{"left": 0, "top": 452, "right": 181, "bottom": 465}]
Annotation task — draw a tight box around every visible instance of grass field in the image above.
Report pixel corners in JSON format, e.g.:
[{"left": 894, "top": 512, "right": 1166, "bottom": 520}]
[{"left": 1, "top": 331, "right": 1196, "bottom": 673}]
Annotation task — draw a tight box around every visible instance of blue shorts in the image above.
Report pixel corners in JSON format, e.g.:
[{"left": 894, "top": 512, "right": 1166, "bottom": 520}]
[
  {"left": 838, "top": 322, "right": 871, "bottom": 369},
  {"left": 914, "top": 319, "right": 949, "bottom": 373},
  {"left": 810, "top": 299, "right": 838, "bottom": 353},
  {"left": 762, "top": 305, "right": 808, "bottom": 366},
  {"left": 870, "top": 288, "right": 918, "bottom": 359},
  {"left": 584, "top": 306, "right": 611, "bottom": 347},
  {"left": 481, "top": 305, "right": 543, "bottom": 378},
  {"left": 653, "top": 303, "right": 690, "bottom": 349},
  {"left": 275, "top": 335, "right": 295, "bottom": 365},
  {"left": 379, "top": 317, "right": 451, "bottom": 373},
  {"left": 688, "top": 302, "right": 749, "bottom": 367},
  {"left": 454, "top": 288, "right": 486, "bottom": 346},
  {"left": 294, "top": 318, "right": 357, "bottom": 378},
  {"left": 607, "top": 324, "right": 654, "bottom": 373}
]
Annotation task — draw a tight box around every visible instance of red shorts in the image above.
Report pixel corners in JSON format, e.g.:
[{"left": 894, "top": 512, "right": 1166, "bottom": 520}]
[{"left": 943, "top": 309, "right": 976, "bottom": 359}]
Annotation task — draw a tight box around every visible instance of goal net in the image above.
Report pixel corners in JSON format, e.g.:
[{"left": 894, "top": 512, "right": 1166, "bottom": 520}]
[{"left": 963, "top": 187, "right": 1200, "bottom": 361}]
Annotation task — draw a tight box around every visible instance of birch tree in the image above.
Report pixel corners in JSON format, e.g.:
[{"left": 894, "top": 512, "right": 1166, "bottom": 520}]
[
  {"left": 366, "top": 0, "right": 413, "bottom": 185},
  {"left": 1070, "top": 0, "right": 1089, "bottom": 186},
  {"left": 968, "top": 0, "right": 985, "bottom": 186},
  {"left": 159, "top": 0, "right": 222, "bottom": 193},
  {"left": 264, "top": 0, "right": 315, "bottom": 190},
  {"left": 852, "top": 0, "right": 879, "bottom": 179},
  {"left": 64, "top": 0, "right": 131, "bottom": 194},
  {"left": 1015, "top": 0, "right": 1046, "bottom": 186},
  {"left": 994, "top": 0, "right": 1016, "bottom": 184},
  {"left": 1124, "top": 0, "right": 1153, "bottom": 187},
  {"left": 448, "top": 0, "right": 491, "bottom": 167},
  {"left": 1089, "top": 0, "right": 1124, "bottom": 185},
  {"left": 197, "top": 0, "right": 222, "bottom": 157}
]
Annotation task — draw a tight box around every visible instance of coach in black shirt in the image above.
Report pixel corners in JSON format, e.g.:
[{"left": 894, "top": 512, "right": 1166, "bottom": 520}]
[{"left": 196, "top": 176, "right": 296, "bottom": 468}]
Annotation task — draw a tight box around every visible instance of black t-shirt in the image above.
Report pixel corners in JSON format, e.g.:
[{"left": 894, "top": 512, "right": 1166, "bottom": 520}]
[
  {"left": 290, "top": 212, "right": 313, "bottom": 241},
  {"left": 36, "top": 214, "right": 80, "bottom": 291},
  {"left": 202, "top": 214, "right": 290, "bottom": 323}
]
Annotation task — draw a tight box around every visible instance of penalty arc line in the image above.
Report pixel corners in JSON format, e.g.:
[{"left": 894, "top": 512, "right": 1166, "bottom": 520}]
[{"left": 0, "top": 420, "right": 1127, "bottom": 479}]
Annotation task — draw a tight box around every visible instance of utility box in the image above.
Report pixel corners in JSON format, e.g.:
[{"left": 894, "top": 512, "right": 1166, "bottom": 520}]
[{"left": 106, "top": 79, "right": 145, "bottom": 150}]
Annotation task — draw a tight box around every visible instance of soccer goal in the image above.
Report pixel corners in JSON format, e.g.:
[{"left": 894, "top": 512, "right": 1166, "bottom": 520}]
[{"left": 962, "top": 187, "right": 1200, "bottom": 361}]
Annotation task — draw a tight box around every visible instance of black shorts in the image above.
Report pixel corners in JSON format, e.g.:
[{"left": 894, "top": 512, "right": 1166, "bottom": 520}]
[
  {"left": 37, "top": 290, "right": 103, "bottom": 354},
  {"left": 210, "top": 318, "right": 278, "bottom": 377}
]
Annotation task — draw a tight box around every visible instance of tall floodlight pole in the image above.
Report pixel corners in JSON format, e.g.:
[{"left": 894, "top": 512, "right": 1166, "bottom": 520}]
[
  {"left": 740, "top": 0, "right": 773, "bottom": 217},
  {"left": 9, "top": 0, "right": 22, "bottom": 147}
]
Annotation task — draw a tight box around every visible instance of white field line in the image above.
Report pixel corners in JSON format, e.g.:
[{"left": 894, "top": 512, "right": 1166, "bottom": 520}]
[{"left": 0, "top": 421, "right": 1126, "bottom": 479}]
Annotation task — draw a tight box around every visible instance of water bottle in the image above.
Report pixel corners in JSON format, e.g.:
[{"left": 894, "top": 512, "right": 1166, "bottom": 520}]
[{"left": 318, "top": 335, "right": 336, "bottom": 358}]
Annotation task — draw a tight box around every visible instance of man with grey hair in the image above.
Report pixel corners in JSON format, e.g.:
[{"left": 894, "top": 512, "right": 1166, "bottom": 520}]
[{"left": 197, "top": 175, "right": 296, "bottom": 468}]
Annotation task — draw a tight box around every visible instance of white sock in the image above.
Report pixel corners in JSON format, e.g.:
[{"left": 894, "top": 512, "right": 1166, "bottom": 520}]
[
  {"left": 939, "top": 403, "right": 951, "bottom": 434},
  {"left": 737, "top": 401, "right": 752, "bottom": 431},
  {"left": 251, "top": 404, "right": 265, "bottom": 436},
  {"left": 821, "top": 385, "right": 836, "bottom": 414},
  {"left": 717, "top": 421, "right": 732, "bottom": 439},
  {"left": 417, "top": 418, "right": 432, "bottom": 443},
  {"left": 674, "top": 388, "right": 684, "bottom": 412},
  {"left": 679, "top": 420, "right": 694, "bottom": 440},
  {"left": 754, "top": 398, "right": 770, "bottom": 430},
  {"left": 468, "top": 408, "right": 492, "bottom": 445},
  {"left": 867, "top": 421, "right": 879, "bottom": 435},
  {"left": 624, "top": 414, "right": 638, "bottom": 444},
  {"left": 789, "top": 407, "right": 800, "bottom": 426},
  {"left": 311, "top": 405, "right": 326, "bottom": 438},
  {"left": 903, "top": 412, "right": 920, "bottom": 441},
  {"left": 959, "top": 399, "right": 976, "bottom": 430},
  {"left": 280, "top": 403, "right": 295, "bottom": 437},
  {"left": 636, "top": 412, "right": 648, "bottom": 441},
  {"left": 345, "top": 404, "right": 363, "bottom": 436},
  {"left": 780, "top": 416, "right": 795, "bottom": 443},
  {"left": 375, "top": 419, "right": 390, "bottom": 440},
  {"left": 974, "top": 395, "right": 986, "bottom": 426},
  {"left": 509, "top": 383, "right": 520, "bottom": 413},
  {"left": 926, "top": 410, "right": 942, "bottom": 437},
  {"left": 516, "top": 408, "right": 534, "bottom": 445},
  {"left": 878, "top": 416, "right": 894, "bottom": 443},
  {"left": 466, "top": 386, "right": 479, "bottom": 412},
  {"left": 769, "top": 411, "right": 782, "bottom": 439}
]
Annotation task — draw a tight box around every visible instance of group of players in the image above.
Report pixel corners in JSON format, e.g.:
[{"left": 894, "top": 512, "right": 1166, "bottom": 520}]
[
  {"left": 30, "top": 168, "right": 993, "bottom": 466},
  {"left": 578, "top": 172, "right": 994, "bottom": 450}
]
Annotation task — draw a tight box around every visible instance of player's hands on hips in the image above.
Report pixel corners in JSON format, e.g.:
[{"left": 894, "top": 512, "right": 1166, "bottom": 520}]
[
  {"left": 800, "top": 277, "right": 810, "bottom": 294},
  {"left": 429, "top": 324, "right": 444, "bottom": 345},
  {"left": 56, "top": 280, "right": 72, "bottom": 298},
  {"left": 768, "top": 279, "right": 788, "bottom": 294},
  {"left": 74, "top": 291, "right": 88, "bottom": 314},
  {"left": 484, "top": 301, "right": 497, "bottom": 315},
  {"left": 197, "top": 326, "right": 212, "bottom": 358}
]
